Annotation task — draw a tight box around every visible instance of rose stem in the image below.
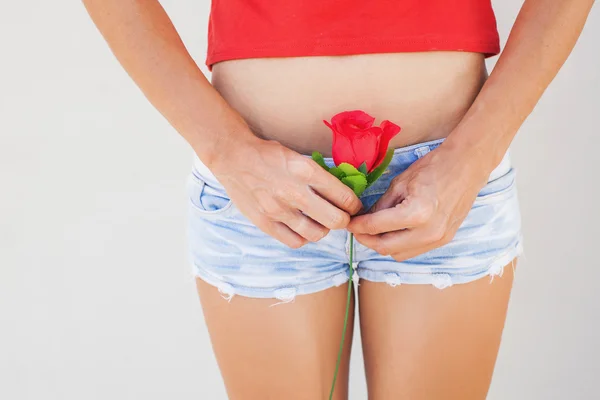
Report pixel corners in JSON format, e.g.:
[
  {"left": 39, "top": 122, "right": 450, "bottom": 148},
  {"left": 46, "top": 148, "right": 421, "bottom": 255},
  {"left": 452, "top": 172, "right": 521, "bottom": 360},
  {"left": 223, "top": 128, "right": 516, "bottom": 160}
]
[{"left": 329, "top": 233, "right": 353, "bottom": 400}]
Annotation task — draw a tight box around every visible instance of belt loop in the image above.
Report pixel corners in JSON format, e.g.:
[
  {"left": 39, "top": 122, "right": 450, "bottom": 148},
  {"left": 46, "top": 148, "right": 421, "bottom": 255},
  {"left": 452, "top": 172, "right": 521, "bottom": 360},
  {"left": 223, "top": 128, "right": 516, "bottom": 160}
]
[{"left": 413, "top": 146, "right": 431, "bottom": 158}]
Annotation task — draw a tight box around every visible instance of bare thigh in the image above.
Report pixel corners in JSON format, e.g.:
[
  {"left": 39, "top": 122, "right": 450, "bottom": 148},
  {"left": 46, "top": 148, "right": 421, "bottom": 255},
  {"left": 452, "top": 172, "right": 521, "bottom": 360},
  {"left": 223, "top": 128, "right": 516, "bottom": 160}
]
[
  {"left": 196, "top": 278, "right": 355, "bottom": 400},
  {"left": 359, "top": 260, "right": 516, "bottom": 400}
]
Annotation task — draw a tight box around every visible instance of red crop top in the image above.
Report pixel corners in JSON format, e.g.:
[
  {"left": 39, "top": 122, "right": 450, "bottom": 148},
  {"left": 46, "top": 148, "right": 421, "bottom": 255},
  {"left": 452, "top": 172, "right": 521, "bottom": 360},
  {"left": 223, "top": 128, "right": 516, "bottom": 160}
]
[{"left": 206, "top": 0, "right": 500, "bottom": 70}]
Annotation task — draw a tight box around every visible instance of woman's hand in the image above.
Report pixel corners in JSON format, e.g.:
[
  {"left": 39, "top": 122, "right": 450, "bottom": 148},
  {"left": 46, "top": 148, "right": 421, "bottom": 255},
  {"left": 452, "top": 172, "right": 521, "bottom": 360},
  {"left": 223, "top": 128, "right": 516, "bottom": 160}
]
[
  {"left": 347, "top": 144, "right": 491, "bottom": 261},
  {"left": 346, "top": 0, "right": 596, "bottom": 262},
  {"left": 211, "top": 138, "right": 363, "bottom": 249}
]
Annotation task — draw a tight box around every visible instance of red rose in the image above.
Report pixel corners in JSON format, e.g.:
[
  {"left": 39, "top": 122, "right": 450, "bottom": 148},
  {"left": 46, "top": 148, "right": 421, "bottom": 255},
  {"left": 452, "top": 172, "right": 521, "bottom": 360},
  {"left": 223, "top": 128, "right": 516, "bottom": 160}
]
[{"left": 323, "top": 110, "right": 401, "bottom": 172}]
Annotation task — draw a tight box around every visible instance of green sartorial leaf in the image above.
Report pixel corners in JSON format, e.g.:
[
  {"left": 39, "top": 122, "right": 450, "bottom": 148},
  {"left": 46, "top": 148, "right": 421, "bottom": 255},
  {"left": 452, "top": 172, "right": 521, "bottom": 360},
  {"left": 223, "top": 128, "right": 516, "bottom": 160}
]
[
  {"left": 328, "top": 167, "right": 346, "bottom": 179},
  {"left": 358, "top": 162, "right": 368, "bottom": 175},
  {"left": 311, "top": 151, "right": 330, "bottom": 171},
  {"left": 342, "top": 174, "right": 368, "bottom": 197},
  {"left": 367, "top": 149, "right": 394, "bottom": 186},
  {"left": 337, "top": 163, "right": 362, "bottom": 177}
]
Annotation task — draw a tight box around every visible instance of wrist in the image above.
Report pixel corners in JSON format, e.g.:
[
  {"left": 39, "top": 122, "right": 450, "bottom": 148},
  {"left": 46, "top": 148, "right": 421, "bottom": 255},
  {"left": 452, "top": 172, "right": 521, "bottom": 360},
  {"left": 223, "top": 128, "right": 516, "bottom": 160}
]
[
  {"left": 197, "top": 130, "right": 264, "bottom": 177},
  {"left": 187, "top": 106, "right": 264, "bottom": 175},
  {"left": 442, "top": 128, "right": 509, "bottom": 177}
]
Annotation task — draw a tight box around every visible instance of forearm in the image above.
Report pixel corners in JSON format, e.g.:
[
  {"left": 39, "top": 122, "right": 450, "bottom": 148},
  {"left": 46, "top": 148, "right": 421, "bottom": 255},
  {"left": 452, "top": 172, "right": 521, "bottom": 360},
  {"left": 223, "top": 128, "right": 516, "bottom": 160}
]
[
  {"left": 445, "top": 0, "right": 595, "bottom": 172},
  {"left": 82, "top": 0, "right": 259, "bottom": 169}
]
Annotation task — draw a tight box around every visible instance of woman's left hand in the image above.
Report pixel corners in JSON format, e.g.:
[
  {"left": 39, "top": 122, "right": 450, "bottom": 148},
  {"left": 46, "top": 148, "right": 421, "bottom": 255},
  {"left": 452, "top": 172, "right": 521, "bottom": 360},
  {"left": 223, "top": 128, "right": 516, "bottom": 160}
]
[{"left": 347, "top": 143, "right": 492, "bottom": 261}]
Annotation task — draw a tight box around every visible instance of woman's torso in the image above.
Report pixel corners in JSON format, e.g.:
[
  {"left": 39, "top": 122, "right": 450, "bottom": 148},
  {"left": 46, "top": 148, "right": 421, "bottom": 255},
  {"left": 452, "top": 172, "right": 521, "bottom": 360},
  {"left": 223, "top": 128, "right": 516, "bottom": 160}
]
[{"left": 211, "top": 51, "right": 488, "bottom": 156}]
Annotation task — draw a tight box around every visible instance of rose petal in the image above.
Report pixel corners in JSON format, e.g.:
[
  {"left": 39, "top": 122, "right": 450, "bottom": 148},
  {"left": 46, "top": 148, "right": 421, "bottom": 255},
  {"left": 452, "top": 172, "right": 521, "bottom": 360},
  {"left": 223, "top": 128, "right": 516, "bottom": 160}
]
[
  {"left": 371, "top": 120, "right": 402, "bottom": 170},
  {"left": 349, "top": 128, "right": 381, "bottom": 170},
  {"left": 332, "top": 130, "right": 360, "bottom": 168},
  {"left": 325, "top": 111, "right": 397, "bottom": 171},
  {"left": 331, "top": 110, "right": 375, "bottom": 134}
]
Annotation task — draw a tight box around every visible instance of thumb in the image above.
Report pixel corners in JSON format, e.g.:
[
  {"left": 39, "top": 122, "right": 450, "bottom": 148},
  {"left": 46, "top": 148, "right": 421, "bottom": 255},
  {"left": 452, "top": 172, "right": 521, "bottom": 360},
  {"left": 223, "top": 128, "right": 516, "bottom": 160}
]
[{"left": 368, "top": 179, "right": 406, "bottom": 213}]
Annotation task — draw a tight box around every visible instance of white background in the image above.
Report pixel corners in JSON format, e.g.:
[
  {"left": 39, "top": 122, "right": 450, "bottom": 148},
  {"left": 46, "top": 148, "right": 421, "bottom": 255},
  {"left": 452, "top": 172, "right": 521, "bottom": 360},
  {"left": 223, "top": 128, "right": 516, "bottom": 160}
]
[{"left": 1, "top": 1, "right": 599, "bottom": 399}]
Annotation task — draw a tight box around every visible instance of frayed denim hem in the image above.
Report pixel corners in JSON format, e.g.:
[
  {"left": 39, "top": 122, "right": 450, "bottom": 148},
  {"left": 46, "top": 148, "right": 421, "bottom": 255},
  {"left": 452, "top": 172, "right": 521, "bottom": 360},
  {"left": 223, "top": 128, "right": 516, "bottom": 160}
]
[
  {"left": 191, "top": 239, "right": 522, "bottom": 306},
  {"left": 191, "top": 262, "right": 353, "bottom": 305},
  {"left": 356, "top": 240, "right": 524, "bottom": 290}
]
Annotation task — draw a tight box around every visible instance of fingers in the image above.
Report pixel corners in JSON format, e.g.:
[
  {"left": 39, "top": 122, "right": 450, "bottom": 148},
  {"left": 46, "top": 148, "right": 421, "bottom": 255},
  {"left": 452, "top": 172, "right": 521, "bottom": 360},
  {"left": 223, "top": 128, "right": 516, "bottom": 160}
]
[
  {"left": 262, "top": 220, "right": 308, "bottom": 249},
  {"left": 302, "top": 189, "right": 351, "bottom": 230},
  {"left": 354, "top": 228, "right": 426, "bottom": 258},
  {"left": 367, "top": 180, "right": 405, "bottom": 213},
  {"left": 282, "top": 210, "right": 330, "bottom": 242},
  {"left": 310, "top": 169, "right": 363, "bottom": 216},
  {"left": 253, "top": 201, "right": 329, "bottom": 247},
  {"left": 348, "top": 196, "right": 432, "bottom": 235},
  {"left": 353, "top": 229, "right": 433, "bottom": 260},
  {"left": 273, "top": 183, "right": 352, "bottom": 230},
  {"left": 353, "top": 217, "right": 452, "bottom": 260},
  {"left": 348, "top": 183, "right": 454, "bottom": 261}
]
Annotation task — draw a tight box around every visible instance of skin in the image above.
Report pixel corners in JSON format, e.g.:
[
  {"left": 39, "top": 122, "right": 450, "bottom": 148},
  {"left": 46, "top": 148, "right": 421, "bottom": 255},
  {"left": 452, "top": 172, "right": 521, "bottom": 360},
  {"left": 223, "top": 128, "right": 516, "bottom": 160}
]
[
  {"left": 359, "top": 264, "right": 515, "bottom": 399},
  {"left": 82, "top": 0, "right": 595, "bottom": 398},
  {"left": 347, "top": 0, "right": 596, "bottom": 262},
  {"left": 196, "top": 279, "right": 355, "bottom": 400}
]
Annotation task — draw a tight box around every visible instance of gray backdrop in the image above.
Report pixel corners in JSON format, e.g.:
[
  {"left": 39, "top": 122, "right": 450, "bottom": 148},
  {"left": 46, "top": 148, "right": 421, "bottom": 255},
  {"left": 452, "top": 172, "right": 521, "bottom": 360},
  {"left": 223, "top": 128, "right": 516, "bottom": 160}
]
[{"left": 1, "top": 1, "right": 598, "bottom": 399}]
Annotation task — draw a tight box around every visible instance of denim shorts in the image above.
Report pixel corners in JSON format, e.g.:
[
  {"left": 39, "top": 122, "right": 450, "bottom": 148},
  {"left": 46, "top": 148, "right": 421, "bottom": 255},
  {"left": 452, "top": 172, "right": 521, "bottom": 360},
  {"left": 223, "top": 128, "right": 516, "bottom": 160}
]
[{"left": 186, "top": 139, "right": 523, "bottom": 302}]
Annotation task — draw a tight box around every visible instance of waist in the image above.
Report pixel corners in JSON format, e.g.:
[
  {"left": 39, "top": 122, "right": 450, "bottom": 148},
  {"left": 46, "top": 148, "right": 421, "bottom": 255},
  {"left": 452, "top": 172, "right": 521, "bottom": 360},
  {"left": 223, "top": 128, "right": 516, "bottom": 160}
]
[
  {"left": 197, "top": 52, "right": 489, "bottom": 186},
  {"left": 211, "top": 51, "right": 488, "bottom": 156},
  {"left": 192, "top": 138, "right": 512, "bottom": 194}
]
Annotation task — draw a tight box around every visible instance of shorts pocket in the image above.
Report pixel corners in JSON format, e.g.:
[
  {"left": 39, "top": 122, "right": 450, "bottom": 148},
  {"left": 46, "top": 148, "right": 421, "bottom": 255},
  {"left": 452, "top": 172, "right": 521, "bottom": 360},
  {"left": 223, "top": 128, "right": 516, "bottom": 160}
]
[
  {"left": 474, "top": 167, "right": 517, "bottom": 204},
  {"left": 186, "top": 172, "right": 236, "bottom": 219}
]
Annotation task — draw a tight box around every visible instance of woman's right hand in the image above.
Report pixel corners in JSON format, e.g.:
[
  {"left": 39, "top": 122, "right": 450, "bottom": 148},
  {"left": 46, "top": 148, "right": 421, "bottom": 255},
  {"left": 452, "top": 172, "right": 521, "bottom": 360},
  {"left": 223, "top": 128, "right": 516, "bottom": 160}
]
[
  {"left": 81, "top": 0, "right": 361, "bottom": 248},
  {"left": 210, "top": 138, "right": 363, "bottom": 248}
]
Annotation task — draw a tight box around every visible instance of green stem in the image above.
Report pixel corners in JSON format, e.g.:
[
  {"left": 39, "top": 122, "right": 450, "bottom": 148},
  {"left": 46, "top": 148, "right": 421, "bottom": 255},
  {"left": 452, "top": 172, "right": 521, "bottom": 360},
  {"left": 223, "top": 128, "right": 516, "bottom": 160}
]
[{"left": 329, "top": 233, "right": 353, "bottom": 400}]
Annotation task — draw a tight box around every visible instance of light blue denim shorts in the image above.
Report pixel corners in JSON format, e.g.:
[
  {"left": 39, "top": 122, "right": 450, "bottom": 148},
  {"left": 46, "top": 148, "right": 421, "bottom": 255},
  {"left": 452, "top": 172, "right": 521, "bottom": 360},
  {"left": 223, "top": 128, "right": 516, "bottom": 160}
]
[{"left": 186, "top": 139, "right": 523, "bottom": 301}]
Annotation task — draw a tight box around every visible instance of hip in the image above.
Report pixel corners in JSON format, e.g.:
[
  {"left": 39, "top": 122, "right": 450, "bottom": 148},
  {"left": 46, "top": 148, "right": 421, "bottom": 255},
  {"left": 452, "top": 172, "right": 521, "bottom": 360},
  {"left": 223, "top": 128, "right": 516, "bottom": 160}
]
[{"left": 186, "top": 138, "right": 523, "bottom": 299}]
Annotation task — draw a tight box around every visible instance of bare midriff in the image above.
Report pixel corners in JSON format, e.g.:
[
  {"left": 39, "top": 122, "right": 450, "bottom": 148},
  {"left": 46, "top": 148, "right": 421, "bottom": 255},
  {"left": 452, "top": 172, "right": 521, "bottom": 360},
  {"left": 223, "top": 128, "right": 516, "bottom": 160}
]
[{"left": 211, "top": 51, "right": 488, "bottom": 157}]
